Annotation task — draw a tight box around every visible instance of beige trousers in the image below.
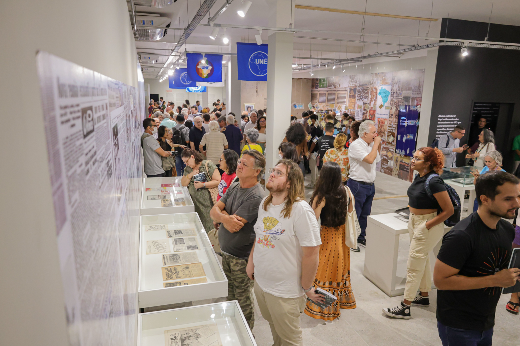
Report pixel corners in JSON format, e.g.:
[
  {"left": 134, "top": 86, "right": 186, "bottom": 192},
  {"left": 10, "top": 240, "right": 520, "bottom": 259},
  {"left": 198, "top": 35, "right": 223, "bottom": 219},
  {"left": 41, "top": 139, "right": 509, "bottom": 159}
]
[
  {"left": 403, "top": 212, "right": 445, "bottom": 301},
  {"left": 254, "top": 282, "right": 307, "bottom": 346}
]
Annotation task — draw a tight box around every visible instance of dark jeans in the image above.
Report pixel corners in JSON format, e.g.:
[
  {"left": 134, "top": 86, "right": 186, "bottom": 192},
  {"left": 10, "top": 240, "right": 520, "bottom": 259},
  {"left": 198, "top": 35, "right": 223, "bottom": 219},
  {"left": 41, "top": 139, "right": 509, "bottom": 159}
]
[
  {"left": 175, "top": 154, "right": 185, "bottom": 176},
  {"left": 438, "top": 321, "right": 493, "bottom": 346},
  {"left": 164, "top": 169, "right": 172, "bottom": 177},
  {"left": 346, "top": 179, "right": 375, "bottom": 242},
  {"left": 146, "top": 173, "right": 165, "bottom": 178}
]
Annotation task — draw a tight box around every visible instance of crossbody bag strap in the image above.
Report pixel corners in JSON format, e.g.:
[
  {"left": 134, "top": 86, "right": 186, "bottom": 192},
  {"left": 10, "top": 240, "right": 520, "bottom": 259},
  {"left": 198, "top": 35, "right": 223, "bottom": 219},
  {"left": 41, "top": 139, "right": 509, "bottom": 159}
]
[{"left": 424, "top": 173, "right": 440, "bottom": 200}]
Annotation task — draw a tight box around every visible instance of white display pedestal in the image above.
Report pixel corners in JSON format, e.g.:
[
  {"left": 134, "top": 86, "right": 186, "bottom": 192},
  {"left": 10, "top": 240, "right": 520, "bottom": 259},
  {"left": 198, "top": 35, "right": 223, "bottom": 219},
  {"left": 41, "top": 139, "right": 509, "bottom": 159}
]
[
  {"left": 445, "top": 179, "right": 476, "bottom": 214},
  {"left": 363, "top": 213, "right": 449, "bottom": 297},
  {"left": 141, "top": 177, "right": 195, "bottom": 215},
  {"left": 138, "top": 212, "right": 228, "bottom": 309},
  {"left": 138, "top": 301, "right": 257, "bottom": 346}
]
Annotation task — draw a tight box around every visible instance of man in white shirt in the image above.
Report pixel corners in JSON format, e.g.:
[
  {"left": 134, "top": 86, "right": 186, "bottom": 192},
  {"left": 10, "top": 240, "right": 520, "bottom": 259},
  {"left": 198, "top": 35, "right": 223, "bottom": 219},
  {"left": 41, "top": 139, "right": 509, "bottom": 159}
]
[
  {"left": 244, "top": 111, "right": 258, "bottom": 132},
  {"left": 347, "top": 120, "right": 381, "bottom": 248},
  {"left": 247, "top": 159, "right": 323, "bottom": 346}
]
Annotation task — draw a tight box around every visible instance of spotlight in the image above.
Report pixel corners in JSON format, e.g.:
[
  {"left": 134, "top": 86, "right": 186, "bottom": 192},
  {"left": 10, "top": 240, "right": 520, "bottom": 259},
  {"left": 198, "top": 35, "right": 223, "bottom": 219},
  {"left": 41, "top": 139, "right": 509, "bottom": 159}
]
[
  {"left": 310, "top": 71, "right": 314, "bottom": 76},
  {"left": 342, "top": 66, "right": 345, "bottom": 72},
  {"left": 461, "top": 47, "right": 468, "bottom": 56},
  {"left": 209, "top": 27, "right": 219, "bottom": 40},
  {"left": 255, "top": 29, "right": 262, "bottom": 45},
  {"left": 222, "top": 28, "right": 229, "bottom": 44},
  {"left": 237, "top": 1, "right": 252, "bottom": 17},
  {"left": 176, "top": 66, "right": 179, "bottom": 69},
  {"left": 292, "top": 63, "right": 298, "bottom": 68},
  {"left": 333, "top": 64, "right": 336, "bottom": 69},
  {"left": 168, "top": 69, "right": 173, "bottom": 75}
]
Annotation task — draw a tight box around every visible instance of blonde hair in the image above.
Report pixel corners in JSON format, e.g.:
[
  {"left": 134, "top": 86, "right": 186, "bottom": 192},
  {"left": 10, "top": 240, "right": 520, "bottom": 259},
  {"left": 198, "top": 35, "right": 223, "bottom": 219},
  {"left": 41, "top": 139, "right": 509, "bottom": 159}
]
[
  {"left": 334, "top": 133, "right": 347, "bottom": 149},
  {"left": 263, "top": 159, "right": 304, "bottom": 218}
]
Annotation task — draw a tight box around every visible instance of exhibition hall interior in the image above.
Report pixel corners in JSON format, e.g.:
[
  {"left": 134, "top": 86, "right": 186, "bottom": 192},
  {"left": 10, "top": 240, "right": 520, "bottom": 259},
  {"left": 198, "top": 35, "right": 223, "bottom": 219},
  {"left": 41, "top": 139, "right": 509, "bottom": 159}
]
[{"left": 3, "top": 0, "right": 520, "bottom": 345}]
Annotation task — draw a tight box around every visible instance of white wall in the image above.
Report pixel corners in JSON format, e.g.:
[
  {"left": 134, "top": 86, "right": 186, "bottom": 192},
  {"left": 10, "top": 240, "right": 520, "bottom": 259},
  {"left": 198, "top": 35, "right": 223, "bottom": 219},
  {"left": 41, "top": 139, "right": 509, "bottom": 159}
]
[
  {"left": 145, "top": 78, "right": 225, "bottom": 110},
  {"left": 0, "top": 1, "right": 138, "bottom": 346}
]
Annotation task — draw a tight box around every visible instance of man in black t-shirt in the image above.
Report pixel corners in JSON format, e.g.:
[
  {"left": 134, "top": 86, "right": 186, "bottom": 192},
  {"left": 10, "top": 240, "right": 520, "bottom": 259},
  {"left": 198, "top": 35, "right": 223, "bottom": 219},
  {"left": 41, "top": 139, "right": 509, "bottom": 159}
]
[
  {"left": 306, "top": 114, "right": 324, "bottom": 188},
  {"left": 434, "top": 171, "right": 520, "bottom": 346},
  {"left": 315, "top": 122, "right": 335, "bottom": 170}
]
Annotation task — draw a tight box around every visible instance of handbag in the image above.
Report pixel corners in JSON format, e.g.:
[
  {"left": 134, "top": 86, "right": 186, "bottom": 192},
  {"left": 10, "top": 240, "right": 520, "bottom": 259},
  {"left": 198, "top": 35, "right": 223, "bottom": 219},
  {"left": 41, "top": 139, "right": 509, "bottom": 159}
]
[
  {"left": 208, "top": 228, "right": 221, "bottom": 255},
  {"left": 162, "top": 155, "right": 175, "bottom": 171},
  {"left": 344, "top": 186, "right": 361, "bottom": 249},
  {"left": 204, "top": 161, "right": 219, "bottom": 206}
]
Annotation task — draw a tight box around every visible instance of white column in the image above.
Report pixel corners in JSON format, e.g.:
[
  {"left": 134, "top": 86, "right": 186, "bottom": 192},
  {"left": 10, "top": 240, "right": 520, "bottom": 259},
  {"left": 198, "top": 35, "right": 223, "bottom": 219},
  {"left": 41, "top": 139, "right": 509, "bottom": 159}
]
[
  {"left": 227, "top": 37, "right": 241, "bottom": 123},
  {"left": 201, "top": 90, "right": 209, "bottom": 109},
  {"left": 265, "top": 0, "right": 294, "bottom": 172},
  {"left": 417, "top": 47, "right": 439, "bottom": 148}
]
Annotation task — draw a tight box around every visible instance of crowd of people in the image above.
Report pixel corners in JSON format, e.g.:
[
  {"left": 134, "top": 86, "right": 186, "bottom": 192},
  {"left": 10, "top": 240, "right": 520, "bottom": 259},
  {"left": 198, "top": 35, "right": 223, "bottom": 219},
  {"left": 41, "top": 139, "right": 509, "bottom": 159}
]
[{"left": 142, "top": 100, "right": 520, "bottom": 346}]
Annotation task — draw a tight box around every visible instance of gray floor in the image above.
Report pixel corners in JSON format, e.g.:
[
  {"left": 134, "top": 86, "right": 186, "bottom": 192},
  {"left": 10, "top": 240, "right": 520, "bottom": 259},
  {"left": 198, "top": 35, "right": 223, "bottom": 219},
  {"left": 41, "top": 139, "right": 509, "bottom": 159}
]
[{"left": 251, "top": 172, "right": 520, "bottom": 346}]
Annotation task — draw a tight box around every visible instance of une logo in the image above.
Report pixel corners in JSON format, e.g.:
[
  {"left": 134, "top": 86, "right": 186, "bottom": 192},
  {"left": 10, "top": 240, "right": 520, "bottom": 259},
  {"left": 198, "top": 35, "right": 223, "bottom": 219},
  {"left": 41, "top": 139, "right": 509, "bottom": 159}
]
[
  {"left": 248, "top": 51, "right": 268, "bottom": 77},
  {"left": 82, "top": 106, "right": 94, "bottom": 138}
]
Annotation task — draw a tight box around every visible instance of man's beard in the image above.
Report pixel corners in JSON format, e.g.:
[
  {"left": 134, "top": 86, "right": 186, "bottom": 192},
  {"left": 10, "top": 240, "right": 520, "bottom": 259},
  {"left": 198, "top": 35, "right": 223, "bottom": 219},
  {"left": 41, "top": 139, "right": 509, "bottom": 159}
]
[
  {"left": 489, "top": 205, "right": 517, "bottom": 220},
  {"left": 266, "top": 181, "right": 285, "bottom": 193}
]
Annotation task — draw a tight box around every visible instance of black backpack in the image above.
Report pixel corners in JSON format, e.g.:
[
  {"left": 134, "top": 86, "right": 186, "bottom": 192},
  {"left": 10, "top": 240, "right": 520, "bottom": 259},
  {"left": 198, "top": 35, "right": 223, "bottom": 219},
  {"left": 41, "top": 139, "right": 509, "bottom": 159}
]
[
  {"left": 172, "top": 125, "right": 186, "bottom": 153},
  {"left": 424, "top": 173, "right": 461, "bottom": 227},
  {"left": 430, "top": 134, "right": 450, "bottom": 149}
]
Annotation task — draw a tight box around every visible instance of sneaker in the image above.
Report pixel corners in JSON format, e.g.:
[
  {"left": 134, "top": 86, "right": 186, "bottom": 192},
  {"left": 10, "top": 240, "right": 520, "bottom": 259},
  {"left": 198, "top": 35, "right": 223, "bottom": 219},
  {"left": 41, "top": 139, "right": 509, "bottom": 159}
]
[
  {"left": 351, "top": 247, "right": 360, "bottom": 252},
  {"left": 383, "top": 302, "right": 411, "bottom": 319},
  {"left": 358, "top": 239, "right": 366, "bottom": 247},
  {"left": 412, "top": 295, "right": 430, "bottom": 306}
]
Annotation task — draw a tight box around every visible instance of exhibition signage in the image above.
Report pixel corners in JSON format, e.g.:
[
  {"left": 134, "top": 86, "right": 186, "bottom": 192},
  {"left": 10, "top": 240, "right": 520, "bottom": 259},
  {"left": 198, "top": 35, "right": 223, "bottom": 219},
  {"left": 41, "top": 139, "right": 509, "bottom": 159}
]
[
  {"left": 237, "top": 42, "right": 268, "bottom": 81},
  {"left": 187, "top": 53, "right": 222, "bottom": 82},
  {"left": 395, "top": 105, "right": 419, "bottom": 157},
  {"left": 186, "top": 86, "right": 207, "bottom": 93},
  {"left": 169, "top": 68, "right": 196, "bottom": 89}
]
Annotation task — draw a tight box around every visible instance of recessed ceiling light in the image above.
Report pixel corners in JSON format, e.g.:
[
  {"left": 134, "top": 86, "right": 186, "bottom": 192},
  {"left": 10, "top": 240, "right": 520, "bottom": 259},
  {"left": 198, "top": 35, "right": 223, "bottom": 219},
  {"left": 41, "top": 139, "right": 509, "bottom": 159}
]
[{"left": 237, "top": 1, "right": 252, "bottom": 17}]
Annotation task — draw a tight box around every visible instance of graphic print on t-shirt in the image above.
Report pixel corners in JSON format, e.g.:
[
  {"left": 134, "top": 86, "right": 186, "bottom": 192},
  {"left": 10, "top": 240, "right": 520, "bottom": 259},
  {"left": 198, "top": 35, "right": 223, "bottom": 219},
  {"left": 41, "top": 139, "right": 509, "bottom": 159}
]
[
  {"left": 257, "top": 216, "right": 285, "bottom": 248},
  {"left": 478, "top": 247, "right": 511, "bottom": 296}
]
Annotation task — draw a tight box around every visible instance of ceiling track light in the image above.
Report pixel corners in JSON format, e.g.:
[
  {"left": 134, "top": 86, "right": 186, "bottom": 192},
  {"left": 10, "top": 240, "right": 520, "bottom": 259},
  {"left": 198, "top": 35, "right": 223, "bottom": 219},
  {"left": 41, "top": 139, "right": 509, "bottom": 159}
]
[
  {"left": 237, "top": 1, "right": 252, "bottom": 17},
  {"left": 222, "top": 28, "right": 229, "bottom": 44},
  {"left": 209, "top": 26, "right": 219, "bottom": 40},
  {"left": 461, "top": 46, "right": 468, "bottom": 56},
  {"left": 255, "top": 29, "right": 263, "bottom": 45},
  {"left": 332, "top": 64, "right": 336, "bottom": 69},
  {"left": 168, "top": 69, "right": 173, "bottom": 75}
]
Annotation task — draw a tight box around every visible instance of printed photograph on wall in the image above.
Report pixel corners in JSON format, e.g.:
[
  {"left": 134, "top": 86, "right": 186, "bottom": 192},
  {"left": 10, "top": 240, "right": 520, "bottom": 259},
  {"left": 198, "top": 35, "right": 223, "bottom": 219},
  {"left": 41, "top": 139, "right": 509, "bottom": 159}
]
[{"left": 244, "top": 103, "right": 255, "bottom": 112}]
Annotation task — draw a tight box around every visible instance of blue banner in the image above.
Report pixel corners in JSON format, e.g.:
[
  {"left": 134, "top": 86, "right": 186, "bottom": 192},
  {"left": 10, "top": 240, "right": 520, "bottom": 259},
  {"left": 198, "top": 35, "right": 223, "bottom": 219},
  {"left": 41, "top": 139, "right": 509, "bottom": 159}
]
[
  {"left": 169, "top": 68, "right": 196, "bottom": 89},
  {"left": 395, "top": 105, "right": 419, "bottom": 157},
  {"left": 187, "top": 53, "right": 222, "bottom": 82},
  {"left": 186, "top": 86, "right": 207, "bottom": 93},
  {"left": 237, "top": 42, "right": 268, "bottom": 81}
]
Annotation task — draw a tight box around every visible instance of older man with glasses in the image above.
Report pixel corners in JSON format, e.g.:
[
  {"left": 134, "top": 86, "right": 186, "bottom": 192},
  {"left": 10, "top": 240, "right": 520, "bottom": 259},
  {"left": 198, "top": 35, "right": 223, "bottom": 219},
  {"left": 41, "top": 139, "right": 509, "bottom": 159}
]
[
  {"left": 189, "top": 116, "right": 206, "bottom": 153},
  {"left": 438, "top": 125, "right": 469, "bottom": 168},
  {"left": 210, "top": 150, "right": 266, "bottom": 330}
]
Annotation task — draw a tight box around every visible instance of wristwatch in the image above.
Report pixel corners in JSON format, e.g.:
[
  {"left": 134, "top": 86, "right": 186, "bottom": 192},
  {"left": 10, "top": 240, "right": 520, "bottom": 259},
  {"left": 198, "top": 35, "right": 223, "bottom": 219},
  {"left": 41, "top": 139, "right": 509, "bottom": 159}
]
[
  {"left": 203, "top": 182, "right": 206, "bottom": 188},
  {"left": 302, "top": 286, "right": 313, "bottom": 293}
]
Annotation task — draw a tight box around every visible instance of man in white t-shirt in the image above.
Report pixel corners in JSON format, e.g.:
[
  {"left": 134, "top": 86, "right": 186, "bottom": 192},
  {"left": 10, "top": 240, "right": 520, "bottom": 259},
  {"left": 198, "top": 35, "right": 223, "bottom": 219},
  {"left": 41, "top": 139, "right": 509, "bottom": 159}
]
[
  {"left": 244, "top": 111, "right": 258, "bottom": 132},
  {"left": 247, "top": 159, "right": 323, "bottom": 346},
  {"left": 346, "top": 120, "right": 381, "bottom": 248}
]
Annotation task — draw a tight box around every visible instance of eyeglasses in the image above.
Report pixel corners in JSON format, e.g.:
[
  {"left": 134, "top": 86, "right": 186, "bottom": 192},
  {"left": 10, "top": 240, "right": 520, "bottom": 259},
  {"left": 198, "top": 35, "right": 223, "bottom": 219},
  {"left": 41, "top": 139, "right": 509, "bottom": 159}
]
[
  {"left": 268, "top": 168, "right": 286, "bottom": 177},
  {"left": 411, "top": 157, "right": 424, "bottom": 162}
]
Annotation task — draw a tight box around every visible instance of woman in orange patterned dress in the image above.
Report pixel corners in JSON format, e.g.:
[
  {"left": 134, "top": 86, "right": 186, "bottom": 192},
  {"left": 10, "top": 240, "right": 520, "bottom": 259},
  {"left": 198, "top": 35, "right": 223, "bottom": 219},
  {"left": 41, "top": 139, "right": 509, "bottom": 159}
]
[
  {"left": 305, "top": 162, "right": 356, "bottom": 321},
  {"left": 323, "top": 133, "right": 349, "bottom": 184}
]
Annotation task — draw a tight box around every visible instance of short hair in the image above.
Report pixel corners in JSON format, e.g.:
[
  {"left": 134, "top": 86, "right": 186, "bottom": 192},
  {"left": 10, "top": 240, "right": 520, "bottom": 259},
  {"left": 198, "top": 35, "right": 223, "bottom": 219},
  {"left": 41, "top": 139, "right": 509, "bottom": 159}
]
[
  {"left": 310, "top": 114, "right": 318, "bottom": 121},
  {"left": 257, "top": 109, "right": 264, "bottom": 117},
  {"left": 453, "top": 125, "right": 465, "bottom": 132},
  {"left": 181, "top": 148, "right": 203, "bottom": 164},
  {"left": 250, "top": 111, "right": 258, "bottom": 118},
  {"left": 176, "top": 114, "right": 185, "bottom": 123},
  {"left": 324, "top": 122, "right": 335, "bottom": 133},
  {"left": 143, "top": 118, "right": 154, "bottom": 129},
  {"left": 485, "top": 150, "right": 503, "bottom": 166},
  {"left": 245, "top": 128, "right": 260, "bottom": 143},
  {"left": 324, "top": 114, "right": 334, "bottom": 122},
  {"left": 181, "top": 108, "right": 189, "bottom": 116},
  {"left": 241, "top": 149, "right": 266, "bottom": 181},
  {"left": 334, "top": 133, "right": 347, "bottom": 149},
  {"left": 222, "top": 149, "right": 239, "bottom": 174},
  {"left": 218, "top": 115, "right": 226, "bottom": 123},
  {"left": 302, "top": 111, "right": 309, "bottom": 118},
  {"left": 153, "top": 111, "right": 163, "bottom": 118},
  {"left": 418, "top": 147, "right": 445, "bottom": 174},
  {"left": 202, "top": 113, "right": 210, "bottom": 122},
  {"left": 481, "top": 128, "right": 495, "bottom": 145},
  {"left": 476, "top": 171, "right": 519, "bottom": 205},
  {"left": 278, "top": 142, "right": 299, "bottom": 162},
  {"left": 191, "top": 105, "right": 198, "bottom": 111},
  {"left": 208, "top": 120, "right": 220, "bottom": 132},
  {"left": 226, "top": 115, "right": 235, "bottom": 125},
  {"left": 185, "top": 99, "right": 190, "bottom": 105},
  {"left": 359, "top": 120, "right": 375, "bottom": 138},
  {"left": 185, "top": 120, "right": 193, "bottom": 129},
  {"left": 196, "top": 100, "right": 200, "bottom": 104}
]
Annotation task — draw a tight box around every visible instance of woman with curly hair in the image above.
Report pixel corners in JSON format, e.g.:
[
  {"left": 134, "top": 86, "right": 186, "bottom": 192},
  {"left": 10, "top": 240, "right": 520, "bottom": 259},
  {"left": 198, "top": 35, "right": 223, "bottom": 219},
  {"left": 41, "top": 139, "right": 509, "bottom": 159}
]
[
  {"left": 323, "top": 133, "right": 349, "bottom": 184},
  {"left": 283, "top": 122, "right": 309, "bottom": 174},
  {"left": 305, "top": 162, "right": 356, "bottom": 321},
  {"left": 384, "top": 147, "right": 454, "bottom": 319}
]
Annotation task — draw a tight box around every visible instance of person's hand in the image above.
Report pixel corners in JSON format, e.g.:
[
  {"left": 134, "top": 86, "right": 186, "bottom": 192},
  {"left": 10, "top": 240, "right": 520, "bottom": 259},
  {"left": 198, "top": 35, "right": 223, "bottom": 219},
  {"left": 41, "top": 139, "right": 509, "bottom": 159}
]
[
  {"left": 317, "top": 198, "right": 326, "bottom": 210},
  {"left": 223, "top": 215, "right": 244, "bottom": 233},
  {"left": 374, "top": 136, "right": 382, "bottom": 146},
  {"left": 465, "top": 154, "right": 473, "bottom": 159},
  {"left": 492, "top": 268, "right": 520, "bottom": 288},
  {"left": 246, "top": 260, "right": 255, "bottom": 280},
  {"left": 213, "top": 221, "right": 221, "bottom": 229},
  {"left": 194, "top": 181, "right": 205, "bottom": 190},
  {"left": 453, "top": 147, "right": 465, "bottom": 153},
  {"left": 189, "top": 168, "right": 199, "bottom": 178},
  {"left": 305, "top": 289, "right": 326, "bottom": 304},
  {"left": 462, "top": 144, "right": 469, "bottom": 150}
]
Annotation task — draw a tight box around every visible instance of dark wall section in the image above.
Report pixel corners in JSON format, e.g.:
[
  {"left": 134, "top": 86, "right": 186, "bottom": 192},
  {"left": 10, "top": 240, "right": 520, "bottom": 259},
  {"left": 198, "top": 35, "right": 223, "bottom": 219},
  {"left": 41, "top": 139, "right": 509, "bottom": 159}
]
[{"left": 429, "top": 19, "right": 520, "bottom": 170}]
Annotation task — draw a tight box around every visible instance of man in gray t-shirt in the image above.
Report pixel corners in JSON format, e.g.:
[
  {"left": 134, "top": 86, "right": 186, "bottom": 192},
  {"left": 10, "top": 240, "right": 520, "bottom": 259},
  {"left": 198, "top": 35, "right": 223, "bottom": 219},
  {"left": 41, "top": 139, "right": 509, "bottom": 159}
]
[
  {"left": 438, "top": 125, "right": 468, "bottom": 168},
  {"left": 210, "top": 150, "right": 266, "bottom": 329},
  {"left": 142, "top": 118, "right": 172, "bottom": 177}
]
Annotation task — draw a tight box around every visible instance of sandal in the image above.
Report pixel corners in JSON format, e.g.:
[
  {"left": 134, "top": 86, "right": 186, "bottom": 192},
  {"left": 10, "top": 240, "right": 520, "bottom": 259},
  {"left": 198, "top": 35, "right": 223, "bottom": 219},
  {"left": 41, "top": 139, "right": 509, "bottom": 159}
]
[{"left": 506, "top": 301, "right": 519, "bottom": 315}]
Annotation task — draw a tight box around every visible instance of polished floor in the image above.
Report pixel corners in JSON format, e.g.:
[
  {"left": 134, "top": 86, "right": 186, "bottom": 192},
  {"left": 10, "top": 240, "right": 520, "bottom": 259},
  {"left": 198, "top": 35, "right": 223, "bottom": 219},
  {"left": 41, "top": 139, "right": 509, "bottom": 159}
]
[{"left": 251, "top": 172, "right": 520, "bottom": 346}]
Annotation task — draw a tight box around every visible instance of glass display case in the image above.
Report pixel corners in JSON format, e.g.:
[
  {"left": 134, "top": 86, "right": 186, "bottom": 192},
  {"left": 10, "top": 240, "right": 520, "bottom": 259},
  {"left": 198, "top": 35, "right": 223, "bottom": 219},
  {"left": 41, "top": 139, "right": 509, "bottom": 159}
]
[
  {"left": 139, "top": 212, "right": 227, "bottom": 308},
  {"left": 141, "top": 177, "right": 194, "bottom": 215},
  {"left": 138, "top": 301, "right": 257, "bottom": 346},
  {"left": 440, "top": 166, "right": 477, "bottom": 186}
]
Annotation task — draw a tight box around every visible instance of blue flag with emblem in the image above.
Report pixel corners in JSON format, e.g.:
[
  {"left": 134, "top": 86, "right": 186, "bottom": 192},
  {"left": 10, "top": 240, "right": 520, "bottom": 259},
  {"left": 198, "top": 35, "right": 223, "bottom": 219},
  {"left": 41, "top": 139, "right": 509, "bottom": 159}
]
[
  {"left": 237, "top": 42, "right": 268, "bottom": 81},
  {"left": 187, "top": 53, "right": 222, "bottom": 82},
  {"left": 169, "top": 68, "right": 196, "bottom": 89}
]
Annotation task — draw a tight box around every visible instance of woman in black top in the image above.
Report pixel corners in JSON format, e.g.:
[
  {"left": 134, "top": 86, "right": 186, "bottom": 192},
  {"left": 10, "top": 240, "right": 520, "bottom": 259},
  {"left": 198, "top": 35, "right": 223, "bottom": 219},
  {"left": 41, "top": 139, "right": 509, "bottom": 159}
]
[
  {"left": 384, "top": 147, "right": 454, "bottom": 319},
  {"left": 305, "top": 162, "right": 356, "bottom": 321}
]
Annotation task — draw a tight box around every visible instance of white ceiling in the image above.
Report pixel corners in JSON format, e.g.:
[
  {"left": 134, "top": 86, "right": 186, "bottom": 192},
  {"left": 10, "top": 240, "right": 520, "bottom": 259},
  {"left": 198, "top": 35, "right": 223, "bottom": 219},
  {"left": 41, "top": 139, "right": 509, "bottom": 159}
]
[{"left": 135, "top": 0, "right": 520, "bottom": 79}]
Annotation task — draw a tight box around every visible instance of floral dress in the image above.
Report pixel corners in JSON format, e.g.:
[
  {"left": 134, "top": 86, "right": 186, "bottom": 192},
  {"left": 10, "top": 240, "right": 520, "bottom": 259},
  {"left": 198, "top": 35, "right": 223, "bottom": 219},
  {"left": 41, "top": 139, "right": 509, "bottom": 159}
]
[
  {"left": 183, "top": 160, "right": 217, "bottom": 232},
  {"left": 323, "top": 148, "right": 349, "bottom": 182}
]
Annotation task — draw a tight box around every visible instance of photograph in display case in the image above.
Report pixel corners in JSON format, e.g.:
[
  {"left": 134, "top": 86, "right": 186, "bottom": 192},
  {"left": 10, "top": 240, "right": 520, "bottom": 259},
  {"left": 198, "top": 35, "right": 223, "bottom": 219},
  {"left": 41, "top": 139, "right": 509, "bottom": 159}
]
[
  {"left": 146, "top": 224, "right": 167, "bottom": 232},
  {"left": 161, "top": 199, "right": 174, "bottom": 207},
  {"left": 163, "top": 277, "right": 208, "bottom": 288},
  {"left": 147, "top": 195, "right": 170, "bottom": 200},
  {"left": 146, "top": 239, "right": 171, "bottom": 255},
  {"left": 166, "top": 229, "right": 196, "bottom": 238},
  {"left": 162, "top": 252, "right": 200, "bottom": 266},
  {"left": 162, "top": 262, "right": 206, "bottom": 281},
  {"left": 173, "top": 237, "right": 200, "bottom": 251},
  {"left": 164, "top": 322, "right": 222, "bottom": 346}
]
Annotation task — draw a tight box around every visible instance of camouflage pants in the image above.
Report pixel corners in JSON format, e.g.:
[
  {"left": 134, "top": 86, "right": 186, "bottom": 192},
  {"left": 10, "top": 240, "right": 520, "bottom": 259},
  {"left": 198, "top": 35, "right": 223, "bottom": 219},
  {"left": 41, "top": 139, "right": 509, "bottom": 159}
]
[{"left": 221, "top": 252, "right": 255, "bottom": 330}]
